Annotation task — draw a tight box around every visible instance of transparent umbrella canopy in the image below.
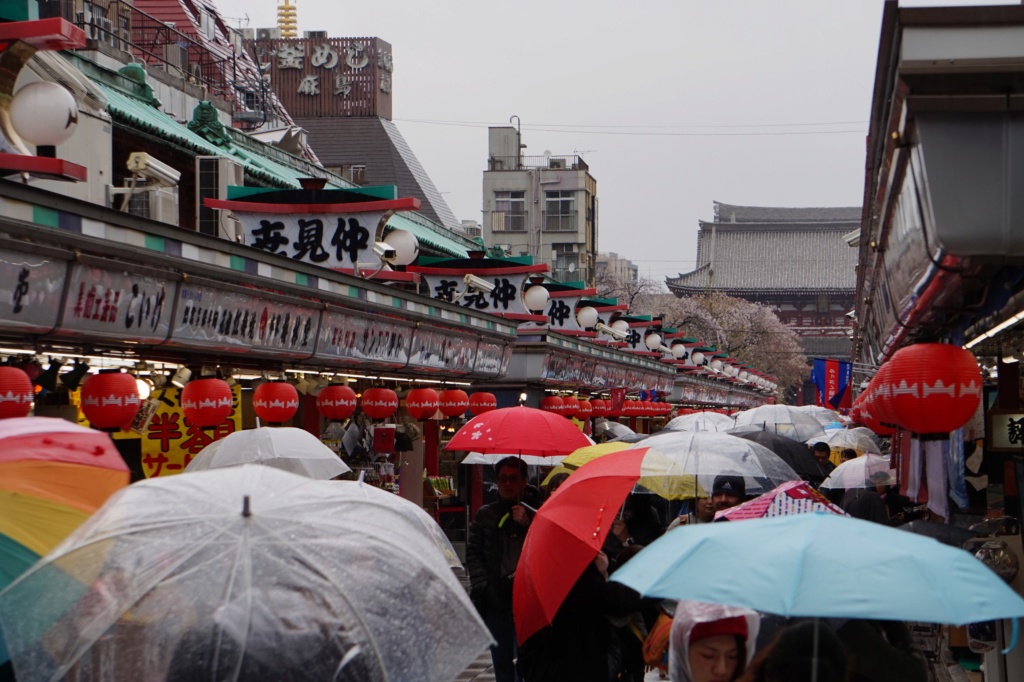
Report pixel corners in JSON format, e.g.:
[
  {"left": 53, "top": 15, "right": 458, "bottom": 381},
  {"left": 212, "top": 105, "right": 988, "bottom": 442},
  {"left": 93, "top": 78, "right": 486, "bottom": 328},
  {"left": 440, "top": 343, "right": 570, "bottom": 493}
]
[
  {"left": 627, "top": 431, "right": 801, "bottom": 499},
  {"left": 732, "top": 405, "right": 827, "bottom": 443},
  {"left": 0, "top": 466, "right": 490, "bottom": 682},
  {"left": 664, "top": 411, "right": 735, "bottom": 433},
  {"left": 184, "top": 426, "right": 351, "bottom": 480},
  {"left": 820, "top": 454, "right": 896, "bottom": 490}
]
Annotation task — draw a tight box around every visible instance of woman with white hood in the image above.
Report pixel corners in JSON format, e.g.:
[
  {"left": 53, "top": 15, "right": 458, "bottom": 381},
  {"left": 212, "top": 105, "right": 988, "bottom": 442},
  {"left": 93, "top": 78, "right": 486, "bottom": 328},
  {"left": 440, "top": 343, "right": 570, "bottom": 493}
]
[{"left": 669, "top": 600, "right": 760, "bottom": 682}]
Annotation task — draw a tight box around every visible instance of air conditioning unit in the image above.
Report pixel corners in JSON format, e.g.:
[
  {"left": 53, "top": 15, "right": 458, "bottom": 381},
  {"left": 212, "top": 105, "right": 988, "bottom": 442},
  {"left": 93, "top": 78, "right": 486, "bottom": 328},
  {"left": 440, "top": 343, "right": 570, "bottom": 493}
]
[
  {"left": 548, "top": 158, "right": 566, "bottom": 169},
  {"left": 239, "top": 28, "right": 255, "bottom": 41},
  {"left": 163, "top": 43, "right": 189, "bottom": 73},
  {"left": 123, "top": 182, "right": 180, "bottom": 225},
  {"left": 256, "top": 27, "right": 281, "bottom": 40},
  {"left": 304, "top": 30, "right": 327, "bottom": 39},
  {"left": 196, "top": 156, "right": 245, "bottom": 239},
  {"left": 96, "top": 18, "right": 115, "bottom": 46}
]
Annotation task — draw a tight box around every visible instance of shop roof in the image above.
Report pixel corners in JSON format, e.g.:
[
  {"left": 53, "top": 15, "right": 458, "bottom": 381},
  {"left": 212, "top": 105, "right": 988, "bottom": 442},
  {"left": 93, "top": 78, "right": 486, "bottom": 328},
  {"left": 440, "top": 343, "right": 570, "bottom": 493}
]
[{"left": 385, "top": 212, "right": 477, "bottom": 260}]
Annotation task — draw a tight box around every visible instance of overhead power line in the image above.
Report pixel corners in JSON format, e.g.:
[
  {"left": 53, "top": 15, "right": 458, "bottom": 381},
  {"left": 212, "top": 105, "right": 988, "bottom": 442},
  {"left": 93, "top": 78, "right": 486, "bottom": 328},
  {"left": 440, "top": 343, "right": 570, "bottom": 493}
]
[{"left": 396, "top": 118, "right": 866, "bottom": 137}]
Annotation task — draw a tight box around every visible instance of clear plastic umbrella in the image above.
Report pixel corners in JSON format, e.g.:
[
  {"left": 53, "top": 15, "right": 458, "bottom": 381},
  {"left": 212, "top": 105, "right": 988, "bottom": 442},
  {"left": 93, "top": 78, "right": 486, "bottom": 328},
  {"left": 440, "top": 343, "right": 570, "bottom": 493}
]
[
  {"left": 820, "top": 454, "right": 896, "bottom": 489},
  {"left": 809, "top": 428, "right": 878, "bottom": 455},
  {"left": 664, "top": 411, "right": 735, "bottom": 433},
  {"left": 0, "top": 466, "right": 490, "bottom": 682},
  {"left": 184, "top": 426, "right": 351, "bottom": 480},
  {"left": 732, "top": 405, "right": 827, "bottom": 443},
  {"left": 627, "top": 431, "right": 801, "bottom": 499},
  {"left": 793, "top": 405, "right": 842, "bottom": 427}
]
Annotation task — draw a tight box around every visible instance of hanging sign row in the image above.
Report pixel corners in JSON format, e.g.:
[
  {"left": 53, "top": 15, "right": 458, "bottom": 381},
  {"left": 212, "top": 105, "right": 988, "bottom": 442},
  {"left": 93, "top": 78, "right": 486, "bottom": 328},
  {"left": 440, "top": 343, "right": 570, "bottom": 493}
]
[{"left": 0, "top": 247, "right": 511, "bottom": 377}]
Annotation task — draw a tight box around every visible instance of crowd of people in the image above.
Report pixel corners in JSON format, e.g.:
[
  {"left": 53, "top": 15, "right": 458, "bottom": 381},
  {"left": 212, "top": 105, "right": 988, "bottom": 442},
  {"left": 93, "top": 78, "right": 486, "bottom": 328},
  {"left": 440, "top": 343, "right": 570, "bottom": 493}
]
[{"left": 466, "top": 440, "right": 929, "bottom": 682}]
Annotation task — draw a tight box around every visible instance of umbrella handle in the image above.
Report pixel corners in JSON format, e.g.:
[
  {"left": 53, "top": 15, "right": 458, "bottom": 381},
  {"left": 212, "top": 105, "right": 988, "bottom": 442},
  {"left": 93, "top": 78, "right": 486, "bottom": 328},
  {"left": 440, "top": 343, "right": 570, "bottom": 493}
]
[{"left": 1003, "top": 618, "right": 1020, "bottom": 654}]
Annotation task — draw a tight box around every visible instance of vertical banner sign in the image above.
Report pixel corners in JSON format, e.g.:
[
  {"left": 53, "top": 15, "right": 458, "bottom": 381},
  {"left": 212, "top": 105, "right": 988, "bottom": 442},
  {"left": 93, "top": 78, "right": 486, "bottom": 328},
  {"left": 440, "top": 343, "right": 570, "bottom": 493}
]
[
  {"left": 109, "top": 385, "right": 244, "bottom": 477},
  {"left": 812, "top": 358, "right": 853, "bottom": 410},
  {"left": 609, "top": 387, "right": 626, "bottom": 413}
]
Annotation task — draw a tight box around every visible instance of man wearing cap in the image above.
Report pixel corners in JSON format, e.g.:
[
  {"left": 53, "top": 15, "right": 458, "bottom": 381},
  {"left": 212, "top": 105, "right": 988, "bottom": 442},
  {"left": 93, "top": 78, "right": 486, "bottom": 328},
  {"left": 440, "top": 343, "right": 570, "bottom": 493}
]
[{"left": 711, "top": 474, "right": 747, "bottom": 512}]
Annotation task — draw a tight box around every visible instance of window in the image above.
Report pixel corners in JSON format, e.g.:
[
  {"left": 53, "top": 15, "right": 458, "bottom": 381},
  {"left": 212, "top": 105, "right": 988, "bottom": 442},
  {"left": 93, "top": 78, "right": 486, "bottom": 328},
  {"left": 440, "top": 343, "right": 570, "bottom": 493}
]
[
  {"left": 493, "top": 191, "right": 525, "bottom": 232},
  {"left": 552, "top": 243, "right": 580, "bottom": 282},
  {"left": 340, "top": 164, "right": 366, "bottom": 185},
  {"left": 544, "top": 191, "right": 576, "bottom": 231}
]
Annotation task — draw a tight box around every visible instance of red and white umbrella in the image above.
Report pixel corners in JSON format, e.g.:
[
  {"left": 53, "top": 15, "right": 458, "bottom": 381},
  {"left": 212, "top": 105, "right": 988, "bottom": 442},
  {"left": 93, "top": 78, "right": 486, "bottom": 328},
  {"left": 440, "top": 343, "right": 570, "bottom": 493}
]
[{"left": 715, "top": 480, "right": 846, "bottom": 522}]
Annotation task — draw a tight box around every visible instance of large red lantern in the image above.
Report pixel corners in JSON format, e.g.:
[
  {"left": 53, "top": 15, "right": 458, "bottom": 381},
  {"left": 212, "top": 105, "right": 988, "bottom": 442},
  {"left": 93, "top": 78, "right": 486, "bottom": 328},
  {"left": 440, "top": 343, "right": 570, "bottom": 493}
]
[
  {"left": 884, "top": 343, "right": 982, "bottom": 434},
  {"left": 405, "top": 388, "right": 439, "bottom": 420},
  {"left": 590, "top": 398, "right": 607, "bottom": 417},
  {"left": 561, "top": 396, "right": 580, "bottom": 418},
  {"left": 540, "top": 395, "right": 564, "bottom": 414},
  {"left": 81, "top": 371, "right": 140, "bottom": 430},
  {"left": 576, "top": 399, "right": 593, "bottom": 419},
  {"left": 317, "top": 385, "right": 357, "bottom": 420},
  {"left": 253, "top": 381, "right": 299, "bottom": 423},
  {"left": 362, "top": 387, "right": 399, "bottom": 420},
  {"left": 181, "top": 378, "right": 233, "bottom": 427},
  {"left": 438, "top": 389, "right": 469, "bottom": 418},
  {"left": 0, "top": 366, "right": 33, "bottom": 419},
  {"left": 469, "top": 392, "right": 497, "bottom": 415}
]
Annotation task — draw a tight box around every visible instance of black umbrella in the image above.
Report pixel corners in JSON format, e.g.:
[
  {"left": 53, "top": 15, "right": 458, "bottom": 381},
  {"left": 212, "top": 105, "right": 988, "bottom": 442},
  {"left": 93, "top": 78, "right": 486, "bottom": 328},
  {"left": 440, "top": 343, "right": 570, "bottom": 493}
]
[
  {"left": 898, "top": 520, "right": 981, "bottom": 548},
  {"left": 730, "top": 429, "right": 825, "bottom": 483}
]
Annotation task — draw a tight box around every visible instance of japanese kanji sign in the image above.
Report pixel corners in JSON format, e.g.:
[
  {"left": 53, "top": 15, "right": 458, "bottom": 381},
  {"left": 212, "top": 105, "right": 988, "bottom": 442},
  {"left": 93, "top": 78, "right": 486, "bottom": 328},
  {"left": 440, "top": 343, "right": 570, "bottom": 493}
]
[
  {"left": 314, "top": 309, "right": 413, "bottom": 368},
  {"left": 58, "top": 263, "right": 174, "bottom": 343},
  {"left": 0, "top": 246, "right": 67, "bottom": 333},
  {"left": 234, "top": 211, "right": 388, "bottom": 270}
]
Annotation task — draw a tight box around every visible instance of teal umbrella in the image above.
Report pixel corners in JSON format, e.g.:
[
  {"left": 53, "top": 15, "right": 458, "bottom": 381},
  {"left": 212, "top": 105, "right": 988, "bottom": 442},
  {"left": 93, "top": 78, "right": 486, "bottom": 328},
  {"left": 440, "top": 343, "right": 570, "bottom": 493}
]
[{"left": 612, "top": 512, "right": 1024, "bottom": 630}]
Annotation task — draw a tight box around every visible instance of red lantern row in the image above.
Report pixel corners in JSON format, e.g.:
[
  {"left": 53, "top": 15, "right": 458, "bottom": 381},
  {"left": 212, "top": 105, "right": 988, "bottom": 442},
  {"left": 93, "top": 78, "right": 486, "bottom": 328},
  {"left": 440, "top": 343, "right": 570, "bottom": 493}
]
[
  {"left": 540, "top": 395, "right": 672, "bottom": 418},
  {"left": 314, "top": 386, "right": 498, "bottom": 421}
]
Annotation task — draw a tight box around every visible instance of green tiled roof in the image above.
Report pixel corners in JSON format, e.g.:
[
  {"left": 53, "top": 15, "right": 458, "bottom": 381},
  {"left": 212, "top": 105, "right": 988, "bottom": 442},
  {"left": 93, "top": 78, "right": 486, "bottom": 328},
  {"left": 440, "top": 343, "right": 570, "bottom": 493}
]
[
  {"left": 385, "top": 213, "right": 476, "bottom": 259},
  {"left": 98, "top": 83, "right": 334, "bottom": 189}
]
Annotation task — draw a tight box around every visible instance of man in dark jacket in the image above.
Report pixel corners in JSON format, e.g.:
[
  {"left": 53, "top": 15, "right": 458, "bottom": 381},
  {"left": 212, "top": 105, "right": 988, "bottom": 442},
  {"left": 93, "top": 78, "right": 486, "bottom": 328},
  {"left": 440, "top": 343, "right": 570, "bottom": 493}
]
[{"left": 466, "top": 456, "right": 533, "bottom": 682}]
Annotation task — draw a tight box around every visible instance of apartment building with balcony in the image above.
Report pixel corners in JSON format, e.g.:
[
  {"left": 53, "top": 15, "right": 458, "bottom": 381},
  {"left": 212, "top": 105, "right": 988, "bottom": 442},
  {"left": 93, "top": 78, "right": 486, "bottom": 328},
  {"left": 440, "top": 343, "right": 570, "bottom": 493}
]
[{"left": 481, "top": 126, "right": 598, "bottom": 285}]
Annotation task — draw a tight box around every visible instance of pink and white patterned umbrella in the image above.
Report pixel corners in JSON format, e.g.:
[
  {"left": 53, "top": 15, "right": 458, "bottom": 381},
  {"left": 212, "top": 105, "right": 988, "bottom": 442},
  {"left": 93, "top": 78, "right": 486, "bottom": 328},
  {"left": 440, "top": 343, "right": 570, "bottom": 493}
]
[{"left": 714, "top": 480, "right": 846, "bottom": 522}]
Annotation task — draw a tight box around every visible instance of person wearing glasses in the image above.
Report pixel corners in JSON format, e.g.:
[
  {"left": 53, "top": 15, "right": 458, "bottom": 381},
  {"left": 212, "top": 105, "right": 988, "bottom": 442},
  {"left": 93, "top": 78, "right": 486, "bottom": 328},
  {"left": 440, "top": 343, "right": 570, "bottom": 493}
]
[{"left": 466, "top": 456, "right": 533, "bottom": 682}]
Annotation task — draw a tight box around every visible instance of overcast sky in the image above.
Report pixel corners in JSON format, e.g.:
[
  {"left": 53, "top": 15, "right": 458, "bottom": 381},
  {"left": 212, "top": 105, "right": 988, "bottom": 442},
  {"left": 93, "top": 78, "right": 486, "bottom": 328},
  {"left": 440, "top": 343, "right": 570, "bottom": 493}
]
[{"left": 213, "top": 0, "right": 1009, "bottom": 286}]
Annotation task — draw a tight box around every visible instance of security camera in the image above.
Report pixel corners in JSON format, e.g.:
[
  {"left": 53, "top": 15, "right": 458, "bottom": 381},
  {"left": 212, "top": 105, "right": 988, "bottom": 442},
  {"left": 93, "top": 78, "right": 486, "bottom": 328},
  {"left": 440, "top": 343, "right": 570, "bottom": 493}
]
[
  {"left": 595, "top": 322, "right": 629, "bottom": 341},
  {"left": 463, "top": 273, "right": 496, "bottom": 294},
  {"left": 845, "top": 309, "right": 857, "bottom": 320},
  {"left": 126, "top": 152, "right": 181, "bottom": 188},
  {"left": 373, "top": 241, "right": 398, "bottom": 264}
]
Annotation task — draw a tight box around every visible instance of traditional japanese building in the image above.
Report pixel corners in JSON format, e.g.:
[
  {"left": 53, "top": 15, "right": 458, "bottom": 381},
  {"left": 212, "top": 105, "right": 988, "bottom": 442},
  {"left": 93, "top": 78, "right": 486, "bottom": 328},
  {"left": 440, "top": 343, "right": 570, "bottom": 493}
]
[{"left": 666, "top": 201, "right": 859, "bottom": 360}]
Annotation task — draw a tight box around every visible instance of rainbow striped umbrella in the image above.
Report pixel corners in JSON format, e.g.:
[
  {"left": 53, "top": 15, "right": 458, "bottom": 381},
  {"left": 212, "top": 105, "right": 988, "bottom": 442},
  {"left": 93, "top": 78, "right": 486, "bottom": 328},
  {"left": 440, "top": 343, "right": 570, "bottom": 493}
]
[{"left": 0, "top": 417, "right": 129, "bottom": 664}]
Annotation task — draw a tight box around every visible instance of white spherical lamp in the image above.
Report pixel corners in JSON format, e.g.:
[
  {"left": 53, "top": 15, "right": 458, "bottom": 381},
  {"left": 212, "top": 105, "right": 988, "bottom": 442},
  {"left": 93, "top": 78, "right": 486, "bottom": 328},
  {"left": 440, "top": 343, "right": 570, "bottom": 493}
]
[
  {"left": 523, "top": 285, "right": 550, "bottom": 311},
  {"left": 710, "top": 359, "right": 723, "bottom": 372},
  {"left": 691, "top": 351, "right": 705, "bottom": 365},
  {"left": 611, "top": 319, "right": 630, "bottom": 334},
  {"left": 10, "top": 82, "right": 78, "bottom": 148},
  {"left": 382, "top": 229, "right": 419, "bottom": 266},
  {"left": 576, "top": 306, "right": 598, "bottom": 328},
  {"left": 644, "top": 333, "right": 662, "bottom": 351},
  {"left": 671, "top": 344, "right": 687, "bottom": 359},
  {"left": 738, "top": 370, "right": 749, "bottom": 382}
]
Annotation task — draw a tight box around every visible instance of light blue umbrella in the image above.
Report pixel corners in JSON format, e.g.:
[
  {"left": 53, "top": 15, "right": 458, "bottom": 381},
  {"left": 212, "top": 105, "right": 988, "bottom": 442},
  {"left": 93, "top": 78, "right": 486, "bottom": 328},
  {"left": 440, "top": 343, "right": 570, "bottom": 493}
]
[{"left": 612, "top": 512, "right": 1024, "bottom": 630}]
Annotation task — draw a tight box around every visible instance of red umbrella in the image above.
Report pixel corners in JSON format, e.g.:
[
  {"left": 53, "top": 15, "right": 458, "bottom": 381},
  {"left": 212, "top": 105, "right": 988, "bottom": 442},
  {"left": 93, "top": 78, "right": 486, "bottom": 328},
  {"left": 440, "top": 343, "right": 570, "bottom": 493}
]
[
  {"left": 513, "top": 448, "right": 648, "bottom": 644},
  {"left": 444, "top": 406, "right": 590, "bottom": 457}
]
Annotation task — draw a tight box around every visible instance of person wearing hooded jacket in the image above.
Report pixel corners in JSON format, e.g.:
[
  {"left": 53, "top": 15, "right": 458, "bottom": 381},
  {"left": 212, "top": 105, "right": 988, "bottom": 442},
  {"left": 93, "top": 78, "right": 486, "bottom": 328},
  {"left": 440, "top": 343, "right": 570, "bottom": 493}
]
[{"left": 669, "top": 600, "right": 760, "bottom": 682}]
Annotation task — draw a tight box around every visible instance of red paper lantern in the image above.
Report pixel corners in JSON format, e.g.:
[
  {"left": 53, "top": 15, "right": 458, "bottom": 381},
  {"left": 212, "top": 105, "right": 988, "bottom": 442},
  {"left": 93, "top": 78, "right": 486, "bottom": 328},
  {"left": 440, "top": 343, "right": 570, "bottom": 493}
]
[
  {"left": 884, "top": 343, "right": 983, "bottom": 434},
  {"left": 81, "top": 371, "right": 140, "bottom": 430},
  {"left": 858, "top": 397, "right": 897, "bottom": 437},
  {"left": 362, "top": 387, "right": 399, "bottom": 420},
  {"left": 181, "top": 378, "right": 233, "bottom": 427},
  {"left": 438, "top": 389, "right": 469, "bottom": 418},
  {"left": 561, "top": 396, "right": 580, "bottom": 418},
  {"left": 0, "top": 366, "right": 33, "bottom": 419},
  {"left": 253, "top": 381, "right": 299, "bottom": 423},
  {"left": 469, "top": 392, "right": 498, "bottom": 415},
  {"left": 540, "top": 395, "right": 564, "bottom": 413},
  {"left": 576, "top": 399, "right": 593, "bottom": 419},
  {"left": 405, "top": 388, "right": 439, "bottom": 420},
  {"left": 317, "top": 385, "right": 357, "bottom": 420},
  {"left": 622, "top": 400, "right": 639, "bottom": 417},
  {"left": 590, "top": 398, "right": 607, "bottom": 417}
]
